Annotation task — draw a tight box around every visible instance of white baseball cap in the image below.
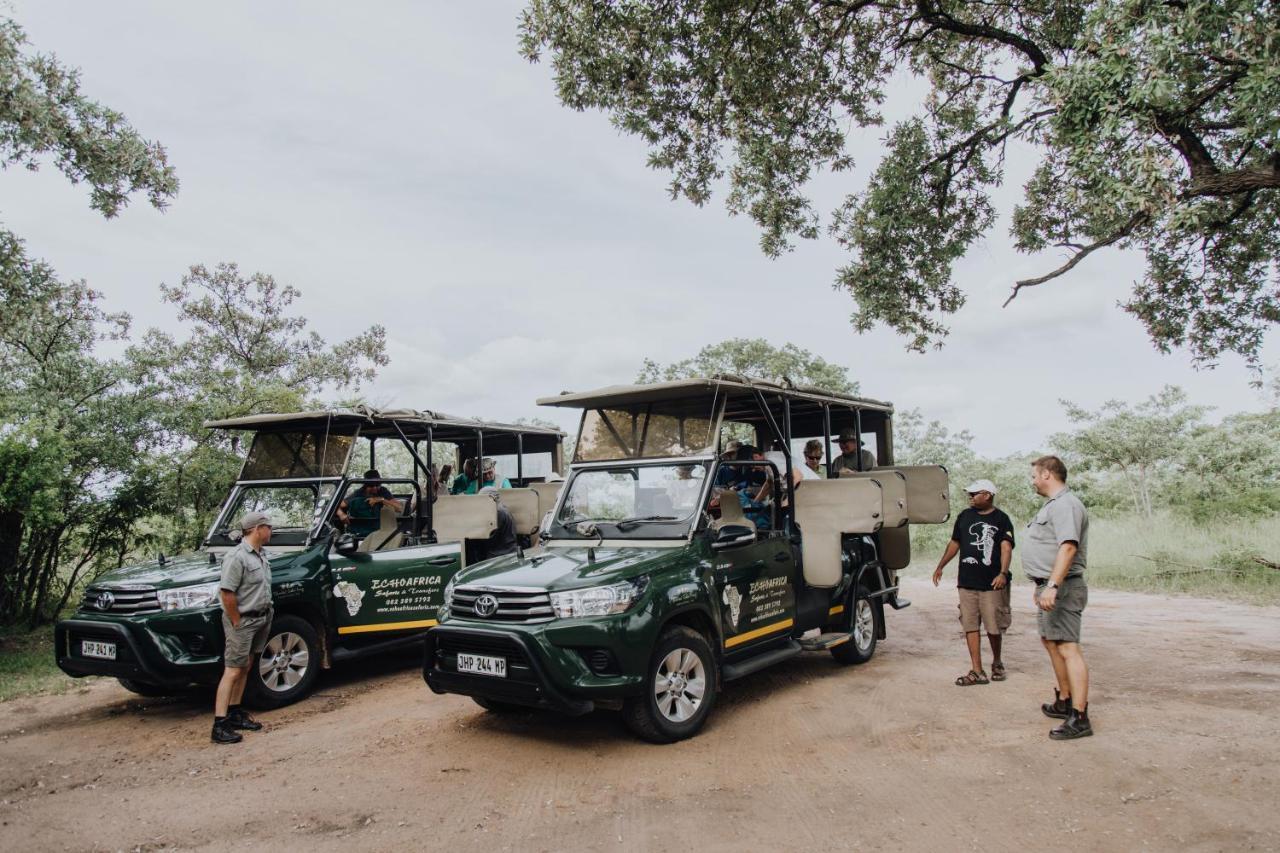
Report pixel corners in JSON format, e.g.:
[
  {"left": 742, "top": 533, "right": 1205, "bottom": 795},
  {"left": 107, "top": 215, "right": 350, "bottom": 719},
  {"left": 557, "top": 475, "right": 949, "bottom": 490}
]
[{"left": 965, "top": 479, "right": 998, "bottom": 495}]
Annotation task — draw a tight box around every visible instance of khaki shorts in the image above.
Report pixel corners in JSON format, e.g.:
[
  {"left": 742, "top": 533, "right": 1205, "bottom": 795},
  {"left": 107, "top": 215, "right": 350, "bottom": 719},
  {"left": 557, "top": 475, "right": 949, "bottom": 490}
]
[
  {"left": 957, "top": 588, "right": 1010, "bottom": 634},
  {"left": 222, "top": 611, "right": 272, "bottom": 668},
  {"left": 1034, "top": 576, "right": 1087, "bottom": 643}
]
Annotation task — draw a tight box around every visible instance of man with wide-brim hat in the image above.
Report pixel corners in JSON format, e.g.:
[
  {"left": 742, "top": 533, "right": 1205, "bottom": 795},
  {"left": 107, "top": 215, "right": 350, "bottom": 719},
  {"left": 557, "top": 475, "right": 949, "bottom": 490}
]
[
  {"left": 211, "top": 510, "right": 274, "bottom": 744},
  {"left": 829, "top": 427, "right": 877, "bottom": 475}
]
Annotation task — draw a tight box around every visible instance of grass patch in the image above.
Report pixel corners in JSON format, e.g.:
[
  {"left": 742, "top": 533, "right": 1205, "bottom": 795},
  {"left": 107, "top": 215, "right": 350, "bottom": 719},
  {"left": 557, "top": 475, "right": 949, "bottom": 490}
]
[
  {"left": 0, "top": 624, "right": 86, "bottom": 703},
  {"left": 911, "top": 511, "right": 1280, "bottom": 606}
]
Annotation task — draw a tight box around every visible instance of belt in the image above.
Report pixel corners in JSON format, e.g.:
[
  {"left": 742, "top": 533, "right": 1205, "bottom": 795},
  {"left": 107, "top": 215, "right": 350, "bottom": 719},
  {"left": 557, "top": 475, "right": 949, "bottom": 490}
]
[
  {"left": 240, "top": 607, "right": 271, "bottom": 619},
  {"left": 1031, "top": 577, "right": 1047, "bottom": 587}
]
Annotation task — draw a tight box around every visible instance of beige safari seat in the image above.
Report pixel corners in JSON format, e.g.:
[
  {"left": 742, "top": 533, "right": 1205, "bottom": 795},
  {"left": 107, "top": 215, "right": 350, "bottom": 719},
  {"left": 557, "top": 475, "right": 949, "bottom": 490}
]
[
  {"left": 793, "top": 479, "right": 884, "bottom": 587},
  {"left": 710, "top": 490, "right": 756, "bottom": 535},
  {"left": 432, "top": 494, "right": 497, "bottom": 541},
  {"left": 528, "top": 481, "right": 563, "bottom": 521},
  {"left": 358, "top": 502, "right": 403, "bottom": 552},
  {"left": 837, "top": 469, "right": 909, "bottom": 528},
  {"left": 498, "top": 488, "right": 541, "bottom": 536}
]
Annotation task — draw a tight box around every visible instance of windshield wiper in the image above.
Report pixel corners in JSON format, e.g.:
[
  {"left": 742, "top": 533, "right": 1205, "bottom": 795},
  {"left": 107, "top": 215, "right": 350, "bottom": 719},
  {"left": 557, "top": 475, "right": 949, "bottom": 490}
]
[{"left": 614, "top": 515, "right": 680, "bottom": 531}]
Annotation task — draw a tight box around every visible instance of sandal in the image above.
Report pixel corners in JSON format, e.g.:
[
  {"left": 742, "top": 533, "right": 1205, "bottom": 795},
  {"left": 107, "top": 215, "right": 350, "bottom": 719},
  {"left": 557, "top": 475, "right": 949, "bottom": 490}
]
[
  {"left": 991, "top": 662, "right": 1007, "bottom": 681},
  {"left": 955, "top": 670, "right": 989, "bottom": 686}
]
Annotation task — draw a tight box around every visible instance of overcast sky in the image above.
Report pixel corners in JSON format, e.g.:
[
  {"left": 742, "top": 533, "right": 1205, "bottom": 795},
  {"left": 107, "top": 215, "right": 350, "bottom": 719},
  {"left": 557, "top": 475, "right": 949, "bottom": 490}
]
[{"left": 5, "top": 1, "right": 1275, "bottom": 457}]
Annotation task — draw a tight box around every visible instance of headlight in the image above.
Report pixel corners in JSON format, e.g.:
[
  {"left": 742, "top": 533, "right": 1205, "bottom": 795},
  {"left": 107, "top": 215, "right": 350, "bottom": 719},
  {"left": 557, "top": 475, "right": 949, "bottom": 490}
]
[
  {"left": 157, "top": 582, "right": 222, "bottom": 612},
  {"left": 549, "top": 576, "right": 649, "bottom": 619},
  {"left": 439, "top": 577, "right": 456, "bottom": 619}
]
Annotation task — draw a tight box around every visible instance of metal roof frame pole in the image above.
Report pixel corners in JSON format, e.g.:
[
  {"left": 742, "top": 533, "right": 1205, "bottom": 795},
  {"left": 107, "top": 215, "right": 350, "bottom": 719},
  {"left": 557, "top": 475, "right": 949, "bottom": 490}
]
[
  {"left": 516, "top": 433, "right": 524, "bottom": 484},
  {"left": 390, "top": 420, "right": 432, "bottom": 539},
  {"left": 477, "top": 430, "right": 484, "bottom": 490},
  {"left": 369, "top": 437, "right": 376, "bottom": 471},
  {"left": 854, "top": 407, "right": 864, "bottom": 471},
  {"left": 823, "top": 404, "right": 833, "bottom": 478},
  {"left": 782, "top": 395, "right": 795, "bottom": 529},
  {"left": 425, "top": 426, "right": 434, "bottom": 540}
]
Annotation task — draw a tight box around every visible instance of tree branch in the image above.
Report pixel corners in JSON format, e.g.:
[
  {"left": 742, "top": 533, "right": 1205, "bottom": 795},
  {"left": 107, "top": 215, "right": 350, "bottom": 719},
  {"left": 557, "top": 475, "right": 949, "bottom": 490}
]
[
  {"left": 914, "top": 0, "right": 1049, "bottom": 73},
  {"left": 1003, "top": 212, "right": 1148, "bottom": 306}
]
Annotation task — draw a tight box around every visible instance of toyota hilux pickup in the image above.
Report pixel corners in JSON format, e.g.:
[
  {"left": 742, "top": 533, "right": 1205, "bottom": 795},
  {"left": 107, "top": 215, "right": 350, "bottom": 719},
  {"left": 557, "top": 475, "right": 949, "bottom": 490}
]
[
  {"left": 424, "top": 375, "right": 949, "bottom": 741},
  {"left": 56, "top": 407, "right": 563, "bottom": 708}
]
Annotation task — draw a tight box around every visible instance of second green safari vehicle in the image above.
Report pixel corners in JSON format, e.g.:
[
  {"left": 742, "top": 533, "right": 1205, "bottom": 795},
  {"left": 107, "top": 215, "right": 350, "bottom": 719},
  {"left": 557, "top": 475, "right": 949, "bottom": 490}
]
[{"left": 424, "top": 375, "right": 951, "bottom": 742}]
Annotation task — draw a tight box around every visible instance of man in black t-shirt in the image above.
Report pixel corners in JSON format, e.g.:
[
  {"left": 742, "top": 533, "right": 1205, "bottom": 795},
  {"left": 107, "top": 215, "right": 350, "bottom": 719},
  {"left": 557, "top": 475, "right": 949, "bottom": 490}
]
[{"left": 933, "top": 479, "right": 1015, "bottom": 685}]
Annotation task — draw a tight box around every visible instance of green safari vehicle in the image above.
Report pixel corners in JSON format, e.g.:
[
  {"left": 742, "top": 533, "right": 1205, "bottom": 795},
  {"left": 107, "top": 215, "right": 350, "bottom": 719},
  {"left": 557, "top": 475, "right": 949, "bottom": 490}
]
[
  {"left": 423, "top": 376, "right": 950, "bottom": 742},
  {"left": 56, "top": 407, "right": 563, "bottom": 709}
]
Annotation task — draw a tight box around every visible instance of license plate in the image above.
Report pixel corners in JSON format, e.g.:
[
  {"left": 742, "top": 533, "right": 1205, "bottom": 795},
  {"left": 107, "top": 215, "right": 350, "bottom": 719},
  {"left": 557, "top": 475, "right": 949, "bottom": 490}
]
[
  {"left": 456, "top": 652, "right": 506, "bottom": 678},
  {"left": 81, "top": 640, "right": 116, "bottom": 660}
]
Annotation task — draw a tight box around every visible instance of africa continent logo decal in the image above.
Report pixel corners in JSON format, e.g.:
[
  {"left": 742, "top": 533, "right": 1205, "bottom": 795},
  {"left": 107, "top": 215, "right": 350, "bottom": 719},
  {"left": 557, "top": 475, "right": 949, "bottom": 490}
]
[
  {"left": 722, "top": 585, "right": 743, "bottom": 627},
  {"left": 333, "top": 581, "right": 364, "bottom": 616}
]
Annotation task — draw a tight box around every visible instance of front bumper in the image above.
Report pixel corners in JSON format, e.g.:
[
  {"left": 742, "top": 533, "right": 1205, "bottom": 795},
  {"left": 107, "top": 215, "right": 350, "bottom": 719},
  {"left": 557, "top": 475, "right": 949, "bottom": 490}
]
[
  {"left": 55, "top": 611, "right": 225, "bottom": 688},
  {"left": 423, "top": 613, "right": 650, "bottom": 714}
]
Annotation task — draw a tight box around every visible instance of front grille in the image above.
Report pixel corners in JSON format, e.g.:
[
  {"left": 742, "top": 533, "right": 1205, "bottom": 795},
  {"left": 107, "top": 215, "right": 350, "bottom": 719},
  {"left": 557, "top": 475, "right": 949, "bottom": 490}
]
[
  {"left": 450, "top": 586, "right": 553, "bottom": 623},
  {"left": 80, "top": 586, "right": 161, "bottom": 615}
]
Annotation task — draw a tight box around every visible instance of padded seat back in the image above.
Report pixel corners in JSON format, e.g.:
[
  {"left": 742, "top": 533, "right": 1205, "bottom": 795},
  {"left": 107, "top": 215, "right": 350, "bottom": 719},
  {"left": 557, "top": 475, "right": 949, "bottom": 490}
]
[
  {"left": 711, "top": 490, "right": 756, "bottom": 534},
  {"left": 837, "top": 469, "right": 909, "bottom": 528},
  {"left": 432, "top": 494, "right": 497, "bottom": 542},
  {"left": 358, "top": 503, "right": 403, "bottom": 552},
  {"left": 894, "top": 465, "right": 951, "bottom": 523},
  {"left": 498, "top": 488, "right": 541, "bottom": 535},
  {"left": 528, "top": 482, "right": 563, "bottom": 520},
  {"left": 793, "top": 479, "right": 883, "bottom": 588}
]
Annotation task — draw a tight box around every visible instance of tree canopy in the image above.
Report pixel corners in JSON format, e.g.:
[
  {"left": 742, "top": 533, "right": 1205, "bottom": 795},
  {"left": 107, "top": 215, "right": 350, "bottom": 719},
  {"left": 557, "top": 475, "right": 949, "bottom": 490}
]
[
  {"left": 637, "top": 337, "right": 857, "bottom": 393},
  {"left": 521, "top": 1, "right": 1280, "bottom": 367}
]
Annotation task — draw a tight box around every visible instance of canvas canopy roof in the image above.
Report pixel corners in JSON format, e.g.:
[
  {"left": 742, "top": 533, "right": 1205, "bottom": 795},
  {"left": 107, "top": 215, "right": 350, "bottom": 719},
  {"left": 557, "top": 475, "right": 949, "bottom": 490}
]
[
  {"left": 205, "top": 406, "right": 563, "bottom": 455},
  {"left": 537, "top": 375, "right": 892, "bottom": 416}
]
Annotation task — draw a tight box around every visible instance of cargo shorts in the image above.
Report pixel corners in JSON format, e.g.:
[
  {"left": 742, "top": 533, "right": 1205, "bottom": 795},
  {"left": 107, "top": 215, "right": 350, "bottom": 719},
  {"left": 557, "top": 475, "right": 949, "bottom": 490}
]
[
  {"left": 957, "top": 588, "right": 1010, "bottom": 634},
  {"left": 1034, "top": 576, "right": 1087, "bottom": 643},
  {"left": 222, "top": 610, "right": 272, "bottom": 668}
]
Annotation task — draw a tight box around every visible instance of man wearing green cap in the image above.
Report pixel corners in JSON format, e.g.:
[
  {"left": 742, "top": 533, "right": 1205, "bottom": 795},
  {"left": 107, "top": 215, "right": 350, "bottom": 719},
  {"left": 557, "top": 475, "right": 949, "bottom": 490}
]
[{"left": 211, "top": 510, "right": 274, "bottom": 744}]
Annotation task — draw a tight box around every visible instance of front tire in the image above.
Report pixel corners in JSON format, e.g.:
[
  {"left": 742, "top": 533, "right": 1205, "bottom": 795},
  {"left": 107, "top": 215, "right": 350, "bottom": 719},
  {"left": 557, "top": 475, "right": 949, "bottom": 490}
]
[
  {"left": 244, "top": 614, "right": 321, "bottom": 710},
  {"left": 830, "top": 582, "right": 879, "bottom": 665},
  {"left": 623, "top": 626, "right": 717, "bottom": 744}
]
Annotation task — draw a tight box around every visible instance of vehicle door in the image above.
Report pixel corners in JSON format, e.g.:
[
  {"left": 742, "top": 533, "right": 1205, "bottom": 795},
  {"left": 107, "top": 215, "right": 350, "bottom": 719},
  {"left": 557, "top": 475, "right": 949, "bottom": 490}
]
[
  {"left": 708, "top": 464, "right": 797, "bottom": 654},
  {"left": 326, "top": 540, "right": 462, "bottom": 642}
]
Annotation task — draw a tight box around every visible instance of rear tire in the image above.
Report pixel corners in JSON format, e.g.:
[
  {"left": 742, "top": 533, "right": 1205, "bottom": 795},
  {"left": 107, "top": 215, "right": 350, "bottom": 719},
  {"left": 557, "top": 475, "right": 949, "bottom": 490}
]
[
  {"left": 623, "top": 626, "right": 717, "bottom": 744},
  {"left": 243, "top": 614, "right": 321, "bottom": 710},
  {"left": 830, "top": 582, "right": 878, "bottom": 665},
  {"left": 117, "top": 678, "right": 174, "bottom": 698}
]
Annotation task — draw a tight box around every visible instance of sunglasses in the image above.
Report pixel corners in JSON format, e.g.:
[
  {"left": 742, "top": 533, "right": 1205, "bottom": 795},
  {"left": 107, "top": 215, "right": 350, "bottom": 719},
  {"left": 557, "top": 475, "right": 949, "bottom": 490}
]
[{"left": 805, "top": 454, "right": 822, "bottom": 461}]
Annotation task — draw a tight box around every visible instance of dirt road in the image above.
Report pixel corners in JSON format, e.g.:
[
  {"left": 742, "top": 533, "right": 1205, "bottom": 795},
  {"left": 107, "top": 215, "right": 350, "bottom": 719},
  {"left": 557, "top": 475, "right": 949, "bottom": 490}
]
[{"left": 3, "top": 576, "right": 1279, "bottom": 852}]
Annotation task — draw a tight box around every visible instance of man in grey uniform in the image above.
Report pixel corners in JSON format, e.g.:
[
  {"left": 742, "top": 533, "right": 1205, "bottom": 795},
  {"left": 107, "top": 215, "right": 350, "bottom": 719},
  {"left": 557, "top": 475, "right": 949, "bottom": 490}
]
[
  {"left": 211, "top": 511, "right": 274, "bottom": 744},
  {"left": 1023, "top": 455, "right": 1092, "bottom": 740},
  {"left": 829, "top": 427, "right": 876, "bottom": 476}
]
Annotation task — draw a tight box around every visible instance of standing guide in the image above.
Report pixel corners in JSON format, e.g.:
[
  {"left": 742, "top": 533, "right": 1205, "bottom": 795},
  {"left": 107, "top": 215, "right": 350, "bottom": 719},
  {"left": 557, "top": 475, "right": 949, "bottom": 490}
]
[
  {"left": 932, "top": 479, "right": 1015, "bottom": 685},
  {"left": 1023, "top": 455, "right": 1093, "bottom": 740},
  {"left": 211, "top": 511, "right": 274, "bottom": 745}
]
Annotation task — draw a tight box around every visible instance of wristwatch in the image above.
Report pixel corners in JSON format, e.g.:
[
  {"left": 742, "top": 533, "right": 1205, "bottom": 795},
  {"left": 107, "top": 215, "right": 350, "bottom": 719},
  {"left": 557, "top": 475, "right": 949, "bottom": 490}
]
[{"left": 1047, "top": 581, "right": 1059, "bottom": 590}]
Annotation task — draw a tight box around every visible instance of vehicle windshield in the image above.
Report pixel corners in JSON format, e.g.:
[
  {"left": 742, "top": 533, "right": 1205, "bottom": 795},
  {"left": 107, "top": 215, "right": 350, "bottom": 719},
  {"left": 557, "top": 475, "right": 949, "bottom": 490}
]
[
  {"left": 207, "top": 483, "right": 338, "bottom": 547},
  {"left": 555, "top": 462, "right": 709, "bottom": 537}
]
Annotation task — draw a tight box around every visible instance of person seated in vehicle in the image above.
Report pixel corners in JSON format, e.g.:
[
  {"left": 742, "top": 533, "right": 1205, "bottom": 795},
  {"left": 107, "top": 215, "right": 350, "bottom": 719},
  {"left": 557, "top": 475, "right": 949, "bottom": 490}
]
[
  {"left": 829, "top": 427, "right": 876, "bottom": 475},
  {"left": 344, "top": 469, "right": 405, "bottom": 538},
  {"left": 450, "top": 458, "right": 476, "bottom": 495},
  {"left": 803, "top": 438, "right": 827, "bottom": 478},
  {"left": 714, "top": 440, "right": 743, "bottom": 487},
  {"left": 474, "top": 486, "right": 518, "bottom": 561},
  {"left": 463, "top": 457, "right": 511, "bottom": 494},
  {"left": 711, "top": 446, "right": 773, "bottom": 531}
]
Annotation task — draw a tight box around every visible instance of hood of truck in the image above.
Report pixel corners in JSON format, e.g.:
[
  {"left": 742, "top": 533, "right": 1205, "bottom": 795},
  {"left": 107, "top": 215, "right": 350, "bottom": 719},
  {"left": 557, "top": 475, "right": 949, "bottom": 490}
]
[
  {"left": 88, "top": 549, "right": 303, "bottom": 591},
  {"left": 454, "top": 543, "right": 694, "bottom": 592}
]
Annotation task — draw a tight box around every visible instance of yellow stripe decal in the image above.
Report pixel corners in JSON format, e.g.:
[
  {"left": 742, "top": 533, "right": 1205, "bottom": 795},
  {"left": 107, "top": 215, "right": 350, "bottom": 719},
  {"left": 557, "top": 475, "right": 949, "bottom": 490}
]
[
  {"left": 338, "top": 619, "right": 438, "bottom": 635},
  {"left": 724, "top": 618, "right": 794, "bottom": 649},
  {"left": 828, "top": 605, "right": 845, "bottom": 617}
]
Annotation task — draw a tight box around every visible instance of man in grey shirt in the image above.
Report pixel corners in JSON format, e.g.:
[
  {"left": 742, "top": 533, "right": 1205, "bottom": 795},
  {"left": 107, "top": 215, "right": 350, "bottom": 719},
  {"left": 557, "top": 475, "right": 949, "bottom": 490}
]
[
  {"left": 1023, "top": 455, "right": 1092, "bottom": 740},
  {"left": 829, "top": 427, "right": 876, "bottom": 475},
  {"left": 211, "top": 511, "right": 274, "bottom": 744}
]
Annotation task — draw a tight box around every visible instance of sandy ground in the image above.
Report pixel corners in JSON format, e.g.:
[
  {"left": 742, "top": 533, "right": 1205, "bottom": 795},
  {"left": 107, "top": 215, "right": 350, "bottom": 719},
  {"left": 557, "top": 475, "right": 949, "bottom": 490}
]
[{"left": 2, "top": 576, "right": 1279, "bottom": 853}]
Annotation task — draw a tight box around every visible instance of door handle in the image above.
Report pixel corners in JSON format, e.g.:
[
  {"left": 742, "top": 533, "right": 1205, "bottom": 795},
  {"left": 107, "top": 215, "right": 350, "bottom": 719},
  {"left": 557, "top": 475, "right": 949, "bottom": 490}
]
[
  {"left": 774, "top": 553, "right": 790, "bottom": 563},
  {"left": 426, "top": 556, "right": 456, "bottom": 566}
]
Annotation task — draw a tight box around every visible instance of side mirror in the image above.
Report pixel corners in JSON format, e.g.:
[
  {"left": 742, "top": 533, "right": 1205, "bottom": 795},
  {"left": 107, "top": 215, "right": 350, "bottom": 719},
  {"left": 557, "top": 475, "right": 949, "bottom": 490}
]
[
  {"left": 710, "top": 524, "right": 755, "bottom": 551},
  {"left": 333, "top": 533, "right": 359, "bottom": 557}
]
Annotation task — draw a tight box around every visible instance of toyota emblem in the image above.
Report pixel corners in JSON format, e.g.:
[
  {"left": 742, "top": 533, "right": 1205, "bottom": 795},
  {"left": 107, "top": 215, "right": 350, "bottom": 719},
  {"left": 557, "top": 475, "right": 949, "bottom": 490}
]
[
  {"left": 473, "top": 594, "right": 499, "bottom": 618},
  {"left": 95, "top": 590, "right": 115, "bottom": 611}
]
